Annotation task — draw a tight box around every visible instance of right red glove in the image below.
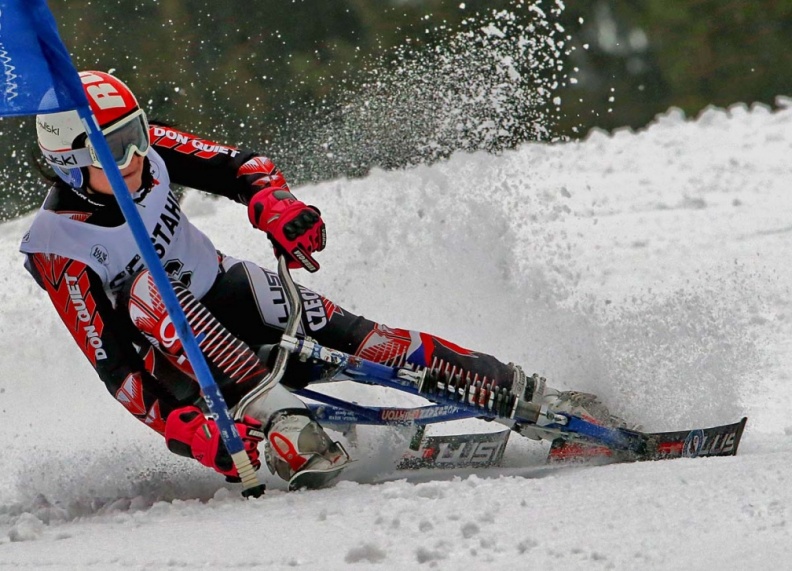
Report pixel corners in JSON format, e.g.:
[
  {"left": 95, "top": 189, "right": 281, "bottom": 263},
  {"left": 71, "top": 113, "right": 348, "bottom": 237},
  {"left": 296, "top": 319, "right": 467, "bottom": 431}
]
[
  {"left": 165, "top": 406, "right": 265, "bottom": 481},
  {"left": 247, "top": 187, "right": 326, "bottom": 272}
]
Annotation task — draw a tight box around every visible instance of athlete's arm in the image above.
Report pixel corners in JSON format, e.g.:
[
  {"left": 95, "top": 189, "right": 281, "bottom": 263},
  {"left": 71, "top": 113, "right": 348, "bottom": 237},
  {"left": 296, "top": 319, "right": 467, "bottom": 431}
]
[
  {"left": 149, "top": 124, "right": 287, "bottom": 205},
  {"left": 24, "top": 252, "right": 194, "bottom": 434},
  {"left": 151, "top": 124, "right": 326, "bottom": 271}
]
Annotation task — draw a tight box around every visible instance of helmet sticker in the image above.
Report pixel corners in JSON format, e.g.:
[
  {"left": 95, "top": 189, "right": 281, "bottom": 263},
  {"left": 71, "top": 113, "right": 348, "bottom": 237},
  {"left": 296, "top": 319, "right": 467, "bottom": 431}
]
[{"left": 85, "top": 83, "right": 125, "bottom": 110}]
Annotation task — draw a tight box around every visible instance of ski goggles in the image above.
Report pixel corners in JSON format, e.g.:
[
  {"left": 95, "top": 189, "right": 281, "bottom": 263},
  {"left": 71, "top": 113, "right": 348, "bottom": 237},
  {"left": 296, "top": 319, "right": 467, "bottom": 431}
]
[
  {"left": 42, "top": 109, "right": 150, "bottom": 171},
  {"left": 87, "top": 109, "right": 151, "bottom": 169}
]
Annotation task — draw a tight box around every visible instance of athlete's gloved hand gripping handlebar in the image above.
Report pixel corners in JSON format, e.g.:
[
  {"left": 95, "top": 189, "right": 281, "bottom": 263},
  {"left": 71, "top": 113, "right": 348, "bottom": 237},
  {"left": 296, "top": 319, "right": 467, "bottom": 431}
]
[{"left": 248, "top": 187, "right": 326, "bottom": 272}]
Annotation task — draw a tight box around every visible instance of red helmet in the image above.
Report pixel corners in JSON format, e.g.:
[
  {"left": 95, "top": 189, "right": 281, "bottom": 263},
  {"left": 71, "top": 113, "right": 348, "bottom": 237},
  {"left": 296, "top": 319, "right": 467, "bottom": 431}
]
[{"left": 36, "top": 71, "right": 150, "bottom": 187}]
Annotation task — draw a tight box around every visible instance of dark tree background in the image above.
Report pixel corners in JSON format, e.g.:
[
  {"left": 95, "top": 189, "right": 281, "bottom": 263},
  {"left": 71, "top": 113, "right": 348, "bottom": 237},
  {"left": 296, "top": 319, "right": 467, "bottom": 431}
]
[{"left": 1, "top": 0, "right": 790, "bottom": 219}]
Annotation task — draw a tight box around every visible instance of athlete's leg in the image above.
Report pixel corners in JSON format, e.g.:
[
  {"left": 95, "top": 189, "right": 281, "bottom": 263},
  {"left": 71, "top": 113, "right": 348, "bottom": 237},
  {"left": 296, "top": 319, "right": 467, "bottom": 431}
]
[
  {"left": 122, "top": 266, "right": 350, "bottom": 488},
  {"left": 123, "top": 269, "right": 266, "bottom": 407},
  {"left": 201, "top": 257, "right": 537, "bottom": 398}
]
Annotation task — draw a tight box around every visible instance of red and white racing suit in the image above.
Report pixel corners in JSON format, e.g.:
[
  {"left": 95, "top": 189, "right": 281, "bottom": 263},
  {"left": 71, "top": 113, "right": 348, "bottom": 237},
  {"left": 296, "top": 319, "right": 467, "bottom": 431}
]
[{"left": 20, "top": 124, "right": 514, "bottom": 436}]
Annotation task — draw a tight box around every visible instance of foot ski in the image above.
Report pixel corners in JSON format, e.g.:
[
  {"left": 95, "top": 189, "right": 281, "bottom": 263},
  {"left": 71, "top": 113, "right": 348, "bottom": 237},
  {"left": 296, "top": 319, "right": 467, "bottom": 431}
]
[
  {"left": 288, "top": 461, "right": 350, "bottom": 491},
  {"left": 548, "top": 417, "right": 747, "bottom": 465}
]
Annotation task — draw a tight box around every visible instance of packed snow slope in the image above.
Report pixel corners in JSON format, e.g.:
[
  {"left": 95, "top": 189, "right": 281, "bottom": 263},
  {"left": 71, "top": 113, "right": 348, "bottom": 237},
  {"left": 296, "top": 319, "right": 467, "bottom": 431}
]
[{"left": 1, "top": 101, "right": 792, "bottom": 569}]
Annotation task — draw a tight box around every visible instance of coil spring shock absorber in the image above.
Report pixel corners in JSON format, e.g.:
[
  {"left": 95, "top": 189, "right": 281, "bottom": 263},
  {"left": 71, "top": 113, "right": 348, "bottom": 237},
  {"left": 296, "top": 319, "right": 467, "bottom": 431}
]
[{"left": 417, "top": 360, "right": 517, "bottom": 418}]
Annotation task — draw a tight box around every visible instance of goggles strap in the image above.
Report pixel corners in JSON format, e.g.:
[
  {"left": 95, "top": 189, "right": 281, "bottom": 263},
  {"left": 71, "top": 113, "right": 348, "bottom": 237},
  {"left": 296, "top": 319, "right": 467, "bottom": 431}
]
[{"left": 41, "top": 147, "right": 94, "bottom": 169}]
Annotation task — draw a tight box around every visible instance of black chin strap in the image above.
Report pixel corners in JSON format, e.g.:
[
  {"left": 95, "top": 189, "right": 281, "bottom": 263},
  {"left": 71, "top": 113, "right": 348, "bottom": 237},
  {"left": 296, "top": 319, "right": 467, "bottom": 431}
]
[{"left": 72, "top": 155, "right": 154, "bottom": 205}]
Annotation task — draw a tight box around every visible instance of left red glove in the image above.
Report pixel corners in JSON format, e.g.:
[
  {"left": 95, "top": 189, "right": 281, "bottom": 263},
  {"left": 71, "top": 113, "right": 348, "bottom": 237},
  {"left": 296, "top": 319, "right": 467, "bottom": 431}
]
[
  {"left": 165, "top": 406, "right": 265, "bottom": 482},
  {"left": 248, "top": 187, "right": 326, "bottom": 272}
]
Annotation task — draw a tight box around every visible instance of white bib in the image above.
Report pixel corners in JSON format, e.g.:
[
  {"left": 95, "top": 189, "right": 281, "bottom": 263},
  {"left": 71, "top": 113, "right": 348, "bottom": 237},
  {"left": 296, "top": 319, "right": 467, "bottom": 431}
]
[{"left": 20, "top": 149, "right": 219, "bottom": 299}]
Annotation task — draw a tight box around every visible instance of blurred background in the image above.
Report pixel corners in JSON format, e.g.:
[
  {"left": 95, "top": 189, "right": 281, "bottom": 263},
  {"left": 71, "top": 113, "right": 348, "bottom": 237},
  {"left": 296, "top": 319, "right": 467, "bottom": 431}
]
[{"left": 1, "top": 0, "right": 790, "bottom": 220}]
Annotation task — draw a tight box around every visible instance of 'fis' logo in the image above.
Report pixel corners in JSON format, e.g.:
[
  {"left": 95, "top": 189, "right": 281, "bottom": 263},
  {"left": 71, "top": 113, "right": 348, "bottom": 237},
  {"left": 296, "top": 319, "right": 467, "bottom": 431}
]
[{"left": 91, "top": 245, "right": 109, "bottom": 266}]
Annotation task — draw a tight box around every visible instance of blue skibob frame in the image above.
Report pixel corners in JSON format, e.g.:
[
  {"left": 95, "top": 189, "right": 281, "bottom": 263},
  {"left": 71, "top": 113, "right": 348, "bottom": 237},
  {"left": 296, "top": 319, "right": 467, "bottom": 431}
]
[{"left": 240, "top": 259, "right": 651, "bottom": 458}]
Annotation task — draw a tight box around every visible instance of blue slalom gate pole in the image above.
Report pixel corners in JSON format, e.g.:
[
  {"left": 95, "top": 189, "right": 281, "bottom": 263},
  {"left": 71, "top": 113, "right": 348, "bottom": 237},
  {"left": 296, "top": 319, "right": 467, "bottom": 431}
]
[{"left": 79, "top": 109, "right": 265, "bottom": 497}]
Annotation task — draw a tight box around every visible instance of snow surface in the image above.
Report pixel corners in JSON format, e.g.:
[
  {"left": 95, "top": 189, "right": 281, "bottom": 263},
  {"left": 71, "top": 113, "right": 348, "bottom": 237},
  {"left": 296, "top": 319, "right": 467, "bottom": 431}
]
[{"left": 2, "top": 100, "right": 792, "bottom": 569}]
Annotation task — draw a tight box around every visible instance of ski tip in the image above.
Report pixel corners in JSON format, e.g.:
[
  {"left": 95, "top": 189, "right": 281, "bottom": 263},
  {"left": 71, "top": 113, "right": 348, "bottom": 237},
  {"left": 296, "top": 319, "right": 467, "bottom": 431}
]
[{"left": 547, "top": 417, "right": 749, "bottom": 466}]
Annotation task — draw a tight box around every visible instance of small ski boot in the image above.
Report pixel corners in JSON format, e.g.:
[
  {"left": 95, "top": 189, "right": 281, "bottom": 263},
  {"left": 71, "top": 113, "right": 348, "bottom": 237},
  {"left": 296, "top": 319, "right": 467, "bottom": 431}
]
[
  {"left": 538, "top": 392, "right": 642, "bottom": 465},
  {"left": 509, "top": 365, "right": 634, "bottom": 441},
  {"left": 264, "top": 409, "right": 351, "bottom": 491}
]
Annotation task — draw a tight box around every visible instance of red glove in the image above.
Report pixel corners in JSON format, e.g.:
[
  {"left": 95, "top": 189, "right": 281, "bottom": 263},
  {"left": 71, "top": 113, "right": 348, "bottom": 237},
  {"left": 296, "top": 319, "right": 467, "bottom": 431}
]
[
  {"left": 248, "top": 187, "right": 326, "bottom": 272},
  {"left": 165, "top": 406, "right": 265, "bottom": 481}
]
